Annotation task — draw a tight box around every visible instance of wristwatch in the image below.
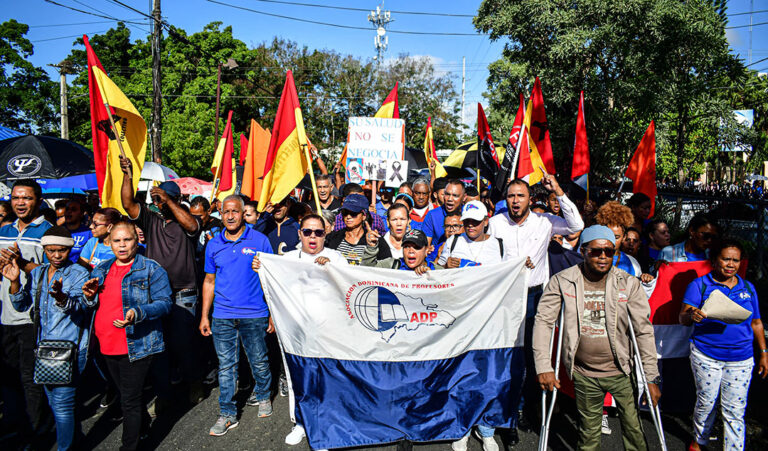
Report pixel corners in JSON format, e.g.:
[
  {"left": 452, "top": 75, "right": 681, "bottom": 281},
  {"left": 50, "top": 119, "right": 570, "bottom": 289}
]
[{"left": 649, "top": 376, "right": 662, "bottom": 385}]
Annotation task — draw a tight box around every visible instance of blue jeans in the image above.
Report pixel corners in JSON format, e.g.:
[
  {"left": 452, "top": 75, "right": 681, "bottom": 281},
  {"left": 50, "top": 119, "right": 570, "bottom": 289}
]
[
  {"left": 44, "top": 384, "right": 79, "bottom": 451},
  {"left": 212, "top": 317, "right": 272, "bottom": 417}
]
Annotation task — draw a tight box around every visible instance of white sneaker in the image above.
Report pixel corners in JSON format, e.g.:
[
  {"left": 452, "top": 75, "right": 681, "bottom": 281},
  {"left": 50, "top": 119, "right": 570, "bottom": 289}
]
[
  {"left": 474, "top": 430, "right": 499, "bottom": 451},
  {"left": 285, "top": 424, "right": 306, "bottom": 445},
  {"left": 451, "top": 434, "right": 469, "bottom": 451},
  {"left": 601, "top": 414, "right": 612, "bottom": 435}
]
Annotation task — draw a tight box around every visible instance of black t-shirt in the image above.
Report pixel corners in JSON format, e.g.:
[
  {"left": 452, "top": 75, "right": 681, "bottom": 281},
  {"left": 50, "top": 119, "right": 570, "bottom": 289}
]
[
  {"left": 135, "top": 204, "right": 200, "bottom": 291},
  {"left": 321, "top": 197, "right": 342, "bottom": 212}
]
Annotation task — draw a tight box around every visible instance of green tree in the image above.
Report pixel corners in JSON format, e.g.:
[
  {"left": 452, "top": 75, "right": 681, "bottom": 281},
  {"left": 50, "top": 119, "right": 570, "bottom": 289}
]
[
  {"left": 63, "top": 23, "right": 464, "bottom": 178},
  {"left": 474, "top": 0, "right": 742, "bottom": 183},
  {"left": 0, "top": 20, "right": 58, "bottom": 134}
]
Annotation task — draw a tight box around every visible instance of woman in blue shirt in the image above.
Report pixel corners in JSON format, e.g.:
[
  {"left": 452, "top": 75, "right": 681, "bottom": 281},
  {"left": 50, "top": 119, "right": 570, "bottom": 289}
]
[
  {"left": 78, "top": 207, "right": 122, "bottom": 269},
  {"left": 680, "top": 239, "right": 768, "bottom": 451}
]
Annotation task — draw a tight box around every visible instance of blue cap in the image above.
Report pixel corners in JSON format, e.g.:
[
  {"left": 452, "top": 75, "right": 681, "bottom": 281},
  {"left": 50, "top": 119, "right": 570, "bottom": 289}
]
[
  {"left": 580, "top": 225, "right": 616, "bottom": 247},
  {"left": 158, "top": 181, "right": 181, "bottom": 199},
  {"left": 341, "top": 193, "right": 369, "bottom": 213}
]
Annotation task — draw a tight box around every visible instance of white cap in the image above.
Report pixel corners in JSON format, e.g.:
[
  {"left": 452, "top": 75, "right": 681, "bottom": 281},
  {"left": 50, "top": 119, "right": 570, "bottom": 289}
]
[{"left": 461, "top": 200, "right": 488, "bottom": 222}]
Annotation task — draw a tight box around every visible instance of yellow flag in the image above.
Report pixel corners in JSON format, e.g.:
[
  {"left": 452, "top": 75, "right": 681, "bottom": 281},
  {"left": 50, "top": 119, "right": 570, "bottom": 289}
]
[
  {"left": 91, "top": 66, "right": 146, "bottom": 214},
  {"left": 523, "top": 100, "right": 546, "bottom": 185}
]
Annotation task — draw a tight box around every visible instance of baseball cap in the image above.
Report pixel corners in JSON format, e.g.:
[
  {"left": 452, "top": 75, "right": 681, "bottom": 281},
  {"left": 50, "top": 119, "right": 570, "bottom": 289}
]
[
  {"left": 461, "top": 200, "right": 488, "bottom": 222},
  {"left": 402, "top": 229, "right": 428, "bottom": 248},
  {"left": 158, "top": 181, "right": 181, "bottom": 199},
  {"left": 341, "top": 193, "right": 369, "bottom": 213},
  {"left": 580, "top": 225, "right": 617, "bottom": 247}
]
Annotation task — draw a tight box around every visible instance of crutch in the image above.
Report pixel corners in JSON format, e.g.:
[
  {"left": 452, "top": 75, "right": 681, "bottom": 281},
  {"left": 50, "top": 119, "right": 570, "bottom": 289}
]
[
  {"left": 627, "top": 314, "right": 668, "bottom": 451},
  {"left": 538, "top": 303, "right": 565, "bottom": 451}
]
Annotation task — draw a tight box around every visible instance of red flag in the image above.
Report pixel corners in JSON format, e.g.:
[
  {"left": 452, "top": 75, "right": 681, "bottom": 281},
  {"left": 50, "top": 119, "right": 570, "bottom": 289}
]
[
  {"left": 571, "top": 91, "right": 590, "bottom": 191},
  {"left": 470, "top": 104, "right": 500, "bottom": 179},
  {"left": 530, "top": 77, "right": 556, "bottom": 174},
  {"left": 625, "top": 121, "right": 657, "bottom": 217},
  {"left": 239, "top": 133, "right": 248, "bottom": 166},
  {"left": 84, "top": 35, "right": 110, "bottom": 198}
]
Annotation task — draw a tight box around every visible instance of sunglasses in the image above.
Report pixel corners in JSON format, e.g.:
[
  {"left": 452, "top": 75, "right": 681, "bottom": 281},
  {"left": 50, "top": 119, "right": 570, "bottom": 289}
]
[
  {"left": 341, "top": 209, "right": 363, "bottom": 217},
  {"left": 301, "top": 228, "right": 326, "bottom": 237},
  {"left": 582, "top": 246, "right": 615, "bottom": 257}
]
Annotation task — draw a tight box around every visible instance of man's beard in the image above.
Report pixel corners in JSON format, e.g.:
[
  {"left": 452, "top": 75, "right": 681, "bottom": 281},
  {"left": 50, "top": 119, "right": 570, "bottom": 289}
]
[{"left": 508, "top": 205, "right": 529, "bottom": 220}]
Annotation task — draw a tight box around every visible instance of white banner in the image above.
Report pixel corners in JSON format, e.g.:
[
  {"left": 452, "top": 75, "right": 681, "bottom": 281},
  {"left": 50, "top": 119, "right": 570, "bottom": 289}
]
[{"left": 258, "top": 254, "right": 530, "bottom": 362}]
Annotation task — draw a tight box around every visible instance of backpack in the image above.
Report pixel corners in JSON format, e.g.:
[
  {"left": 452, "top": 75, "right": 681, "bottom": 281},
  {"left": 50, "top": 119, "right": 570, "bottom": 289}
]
[{"left": 448, "top": 235, "right": 504, "bottom": 259}]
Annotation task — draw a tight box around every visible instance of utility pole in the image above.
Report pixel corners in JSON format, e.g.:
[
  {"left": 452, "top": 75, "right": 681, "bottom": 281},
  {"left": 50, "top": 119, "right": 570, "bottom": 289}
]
[
  {"left": 49, "top": 60, "right": 74, "bottom": 140},
  {"left": 368, "top": 5, "right": 392, "bottom": 65},
  {"left": 213, "top": 58, "right": 239, "bottom": 147},
  {"left": 749, "top": 0, "right": 754, "bottom": 65},
  {"left": 151, "top": 0, "right": 162, "bottom": 163},
  {"left": 461, "top": 56, "right": 466, "bottom": 129}
]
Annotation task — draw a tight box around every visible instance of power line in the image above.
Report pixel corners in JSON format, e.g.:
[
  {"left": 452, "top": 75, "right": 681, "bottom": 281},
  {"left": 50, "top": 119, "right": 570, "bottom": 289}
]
[
  {"left": 242, "top": 0, "right": 475, "bottom": 18},
  {"left": 726, "top": 20, "right": 768, "bottom": 29},
  {"left": 205, "top": 0, "right": 488, "bottom": 36},
  {"left": 30, "top": 19, "right": 146, "bottom": 28},
  {"left": 45, "top": 0, "right": 132, "bottom": 21},
  {"left": 746, "top": 55, "right": 768, "bottom": 67},
  {"left": 729, "top": 9, "right": 768, "bottom": 16},
  {"left": 33, "top": 30, "right": 111, "bottom": 43}
]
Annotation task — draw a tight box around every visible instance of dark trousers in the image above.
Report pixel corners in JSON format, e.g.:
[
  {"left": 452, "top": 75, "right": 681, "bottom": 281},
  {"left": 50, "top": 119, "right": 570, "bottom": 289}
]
[
  {"left": 104, "top": 354, "right": 153, "bottom": 451},
  {"left": 1, "top": 324, "right": 50, "bottom": 437}
]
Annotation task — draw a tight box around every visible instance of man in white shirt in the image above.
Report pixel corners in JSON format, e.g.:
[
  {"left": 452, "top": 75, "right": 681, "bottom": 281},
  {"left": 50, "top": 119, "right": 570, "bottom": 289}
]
[{"left": 487, "top": 176, "right": 584, "bottom": 446}]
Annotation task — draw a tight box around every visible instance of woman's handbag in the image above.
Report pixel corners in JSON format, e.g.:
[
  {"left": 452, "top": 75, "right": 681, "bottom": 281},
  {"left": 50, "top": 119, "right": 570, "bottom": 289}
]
[{"left": 31, "top": 270, "right": 78, "bottom": 385}]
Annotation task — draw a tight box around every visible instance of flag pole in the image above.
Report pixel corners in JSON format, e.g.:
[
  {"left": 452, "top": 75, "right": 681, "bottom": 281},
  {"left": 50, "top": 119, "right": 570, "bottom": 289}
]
[
  {"left": 303, "top": 144, "right": 323, "bottom": 213},
  {"left": 92, "top": 67, "right": 128, "bottom": 161},
  {"left": 586, "top": 174, "right": 590, "bottom": 203},
  {"left": 476, "top": 167, "right": 481, "bottom": 191},
  {"left": 210, "top": 153, "right": 224, "bottom": 203},
  {"left": 510, "top": 121, "right": 526, "bottom": 182}
]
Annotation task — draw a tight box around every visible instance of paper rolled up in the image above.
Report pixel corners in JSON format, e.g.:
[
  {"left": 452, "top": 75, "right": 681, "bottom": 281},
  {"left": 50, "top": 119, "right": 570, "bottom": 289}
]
[{"left": 700, "top": 289, "right": 752, "bottom": 324}]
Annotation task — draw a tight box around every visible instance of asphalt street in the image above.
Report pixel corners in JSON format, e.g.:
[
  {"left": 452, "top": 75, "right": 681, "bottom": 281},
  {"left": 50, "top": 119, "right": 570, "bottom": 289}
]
[{"left": 75, "top": 386, "right": 693, "bottom": 451}]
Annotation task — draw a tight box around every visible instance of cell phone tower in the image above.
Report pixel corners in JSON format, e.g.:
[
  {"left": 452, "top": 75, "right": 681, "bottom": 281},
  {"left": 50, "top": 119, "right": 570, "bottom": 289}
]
[{"left": 368, "top": 4, "right": 392, "bottom": 65}]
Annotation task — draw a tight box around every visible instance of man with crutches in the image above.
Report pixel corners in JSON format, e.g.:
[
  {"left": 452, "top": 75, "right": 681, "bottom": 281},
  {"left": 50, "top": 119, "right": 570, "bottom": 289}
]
[{"left": 532, "top": 225, "right": 662, "bottom": 451}]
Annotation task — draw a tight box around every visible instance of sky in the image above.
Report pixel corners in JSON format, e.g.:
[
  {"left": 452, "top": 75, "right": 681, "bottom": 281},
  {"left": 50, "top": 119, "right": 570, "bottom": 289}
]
[{"left": 3, "top": 0, "right": 768, "bottom": 129}]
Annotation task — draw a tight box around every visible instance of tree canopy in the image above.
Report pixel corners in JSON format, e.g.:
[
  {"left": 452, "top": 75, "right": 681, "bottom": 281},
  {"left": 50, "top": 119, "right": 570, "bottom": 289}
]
[
  {"left": 474, "top": 0, "right": 766, "bottom": 182},
  {"left": 59, "top": 22, "right": 462, "bottom": 178}
]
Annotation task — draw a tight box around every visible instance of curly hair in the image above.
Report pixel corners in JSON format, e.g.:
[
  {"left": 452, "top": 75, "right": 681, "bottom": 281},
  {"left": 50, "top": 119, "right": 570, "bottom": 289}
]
[{"left": 595, "top": 201, "right": 634, "bottom": 231}]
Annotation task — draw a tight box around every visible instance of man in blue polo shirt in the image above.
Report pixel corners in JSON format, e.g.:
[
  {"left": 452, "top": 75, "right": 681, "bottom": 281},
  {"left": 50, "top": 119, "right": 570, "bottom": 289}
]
[
  {"left": 199, "top": 195, "right": 274, "bottom": 437},
  {"left": 421, "top": 179, "right": 465, "bottom": 262},
  {"left": 0, "top": 179, "right": 53, "bottom": 446}
]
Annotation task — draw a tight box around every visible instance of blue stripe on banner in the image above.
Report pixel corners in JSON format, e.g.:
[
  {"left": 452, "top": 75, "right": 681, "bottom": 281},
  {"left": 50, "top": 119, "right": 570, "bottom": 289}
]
[{"left": 286, "top": 347, "right": 524, "bottom": 449}]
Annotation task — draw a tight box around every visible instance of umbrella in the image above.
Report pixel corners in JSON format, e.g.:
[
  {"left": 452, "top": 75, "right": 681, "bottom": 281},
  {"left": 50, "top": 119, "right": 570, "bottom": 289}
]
[
  {"left": 746, "top": 174, "right": 768, "bottom": 181},
  {"left": 37, "top": 173, "right": 98, "bottom": 193},
  {"left": 0, "top": 135, "right": 94, "bottom": 181},
  {"left": 173, "top": 177, "right": 213, "bottom": 195},
  {"left": 140, "top": 161, "right": 179, "bottom": 182}
]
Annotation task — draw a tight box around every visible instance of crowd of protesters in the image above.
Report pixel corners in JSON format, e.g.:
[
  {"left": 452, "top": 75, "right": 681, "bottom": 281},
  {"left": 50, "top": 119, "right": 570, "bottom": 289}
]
[{"left": 0, "top": 154, "right": 766, "bottom": 451}]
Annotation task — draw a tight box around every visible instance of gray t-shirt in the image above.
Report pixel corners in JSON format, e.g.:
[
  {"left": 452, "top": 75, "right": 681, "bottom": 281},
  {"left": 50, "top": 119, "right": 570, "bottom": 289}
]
[{"left": 574, "top": 275, "right": 622, "bottom": 378}]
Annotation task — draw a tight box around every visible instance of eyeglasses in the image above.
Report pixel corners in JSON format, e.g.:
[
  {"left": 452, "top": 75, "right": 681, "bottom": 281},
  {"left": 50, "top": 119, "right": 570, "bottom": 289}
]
[
  {"left": 91, "top": 222, "right": 109, "bottom": 227},
  {"left": 301, "top": 228, "right": 326, "bottom": 237},
  {"left": 582, "top": 246, "right": 615, "bottom": 257},
  {"left": 444, "top": 224, "right": 464, "bottom": 230}
]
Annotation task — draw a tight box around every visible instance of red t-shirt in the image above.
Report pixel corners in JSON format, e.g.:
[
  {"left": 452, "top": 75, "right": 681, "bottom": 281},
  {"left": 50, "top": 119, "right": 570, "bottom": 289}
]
[{"left": 94, "top": 263, "right": 133, "bottom": 356}]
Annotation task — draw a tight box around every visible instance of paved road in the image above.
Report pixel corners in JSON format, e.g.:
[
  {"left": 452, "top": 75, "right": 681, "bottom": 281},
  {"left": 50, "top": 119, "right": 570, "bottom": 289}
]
[{"left": 76, "top": 385, "right": 691, "bottom": 451}]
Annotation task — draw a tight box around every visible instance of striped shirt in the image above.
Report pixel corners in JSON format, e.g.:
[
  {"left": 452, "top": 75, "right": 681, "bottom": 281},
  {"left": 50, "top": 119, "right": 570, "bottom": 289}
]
[{"left": 0, "top": 215, "right": 53, "bottom": 325}]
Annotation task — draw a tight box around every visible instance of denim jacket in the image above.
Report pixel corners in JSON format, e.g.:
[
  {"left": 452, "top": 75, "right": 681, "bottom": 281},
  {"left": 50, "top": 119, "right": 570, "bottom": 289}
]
[
  {"left": 659, "top": 241, "right": 709, "bottom": 263},
  {"left": 90, "top": 254, "right": 172, "bottom": 362},
  {"left": 10, "top": 261, "right": 92, "bottom": 373}
]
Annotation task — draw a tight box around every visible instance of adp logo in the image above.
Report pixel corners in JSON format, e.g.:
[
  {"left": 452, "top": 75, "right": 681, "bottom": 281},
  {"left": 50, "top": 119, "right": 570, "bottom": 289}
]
[
  {"left": 8, "top": 155, "right": 42, "bottom": 177},
  {"left": 352, "top": 286, "right": 456, "bottom": 342}
]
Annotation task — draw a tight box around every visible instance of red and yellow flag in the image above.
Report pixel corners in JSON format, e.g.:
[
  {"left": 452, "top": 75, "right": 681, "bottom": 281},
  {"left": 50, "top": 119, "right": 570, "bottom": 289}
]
[
  {"left": 241, "top": 120, "right": 271, "bottom": 202},
  {"left": 523, "top": 99, "right": 547, "bottom": 184},
  {"left": 375, "top": 82, "right": 399, "bottom": 119},
  {"left": 530, "top": 77, "right": 556, "bottom": 175},
  {"left": 89, "top": 64, "right": 146, "bottom": 215},
  {"left": 210, "top": 110, "right": 236, "bottom": 200},
  {"left": 423, "top": 117, "right": 447, "bottom": 178},
  {"left": 258, "top": 71, "right": 310, "bottom": 211}
]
